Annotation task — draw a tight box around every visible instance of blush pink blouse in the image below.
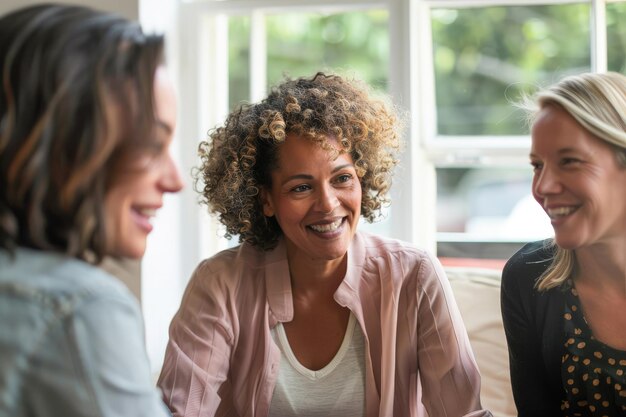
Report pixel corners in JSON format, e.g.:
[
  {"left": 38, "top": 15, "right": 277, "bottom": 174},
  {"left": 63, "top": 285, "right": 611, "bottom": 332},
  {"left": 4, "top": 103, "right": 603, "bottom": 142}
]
[{"left": 158, "top": 231, "right": 492, "bottom": 417}]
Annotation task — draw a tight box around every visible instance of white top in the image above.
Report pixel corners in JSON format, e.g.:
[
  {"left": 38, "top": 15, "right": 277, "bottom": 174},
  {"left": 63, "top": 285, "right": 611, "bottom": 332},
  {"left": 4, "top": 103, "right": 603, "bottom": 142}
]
[{"left": 268, "top": 312, "right": 366, "bottom": 417}]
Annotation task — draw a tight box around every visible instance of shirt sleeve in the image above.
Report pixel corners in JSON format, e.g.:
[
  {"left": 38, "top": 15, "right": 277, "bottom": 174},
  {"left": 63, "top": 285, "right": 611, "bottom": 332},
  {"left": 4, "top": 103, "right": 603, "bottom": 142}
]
[
  {"left": 157, "top": 261, "right": 234, "bottom": 417},
  {"left": 415, "top": 253, "right": 493, "bottom": 417},
  {"left": 500, "top": 250, "right": 561, "bottom": 417},
  {"left": 25, "top": 286, "right": 171, "bottom": 417}
]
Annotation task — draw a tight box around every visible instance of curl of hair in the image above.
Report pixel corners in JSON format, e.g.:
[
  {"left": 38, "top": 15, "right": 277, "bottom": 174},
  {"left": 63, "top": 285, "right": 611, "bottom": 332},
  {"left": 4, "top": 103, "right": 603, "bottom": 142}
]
[
  {"left": 0, "top": 4, "right": 164, "bottom": 262},
  {"left": 196, "top": 72, "right": 403, "bottom": 250},
  {"left": 516, "top": 72, "right": 626, "bottom": 290}
]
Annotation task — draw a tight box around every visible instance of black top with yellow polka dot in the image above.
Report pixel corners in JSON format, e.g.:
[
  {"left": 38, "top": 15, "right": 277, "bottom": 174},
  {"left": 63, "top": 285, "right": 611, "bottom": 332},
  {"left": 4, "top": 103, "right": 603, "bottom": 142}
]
[{"left": 561, "top": 282, "right": 626, "bottom": 416}]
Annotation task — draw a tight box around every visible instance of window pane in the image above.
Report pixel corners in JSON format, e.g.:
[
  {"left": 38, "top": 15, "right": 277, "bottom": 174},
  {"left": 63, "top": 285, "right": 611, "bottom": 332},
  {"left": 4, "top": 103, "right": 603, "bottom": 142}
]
[
  {"left": 432, "top": 4, "right": 591, "bottom": 136},
  {"left": 608, "top": 2, "right": 626, "bottom": 72},
  {"left": 228, "top": 16, "right": 251, "bottom": 109},
  {"left": 228, "top": 11, "right": 389, "bottom": 111},
  {"left": 436, "top": 167, "right": 552, "bottom": 241},
  {"left": 266, "top": 11, "right": 389, "bottom": 91}
]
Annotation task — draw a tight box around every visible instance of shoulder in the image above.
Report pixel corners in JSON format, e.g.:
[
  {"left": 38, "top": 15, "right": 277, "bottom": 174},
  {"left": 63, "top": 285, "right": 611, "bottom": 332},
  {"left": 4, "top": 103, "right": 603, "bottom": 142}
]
[
  {"left": 190, "top": 242, "right": 267, "bottom": 284},
  {"left": 502, "top": 239, "right": 554, "bottom": 291},
  {"left": 354, "top": 231, "right": 440, "bottom": 282},
  {"left": 0, "top": 250, "right": 146, "bottom": 400},
  {"left": 357, "top": 231, "right": 429, "bottom": 260},
  {"left": 183, "top": 241, "right": 274, "bottom": 305},
  {"left": 0, "top": 248, "right": 137, "bottom": 315}
]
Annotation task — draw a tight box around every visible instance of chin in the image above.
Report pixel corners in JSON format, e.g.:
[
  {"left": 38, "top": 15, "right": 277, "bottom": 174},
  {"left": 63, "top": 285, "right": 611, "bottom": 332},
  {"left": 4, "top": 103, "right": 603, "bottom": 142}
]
[
  {"left": 553, "top": 235, "right": 582, "bottom": 251},
  {"left": 111, "top": 242, "right": 147, "bottom": 259}
]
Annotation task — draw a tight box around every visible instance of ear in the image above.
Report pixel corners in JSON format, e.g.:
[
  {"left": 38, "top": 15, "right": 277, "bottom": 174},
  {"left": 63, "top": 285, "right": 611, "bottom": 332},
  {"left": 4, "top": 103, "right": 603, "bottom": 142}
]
[{"left": 260, "top": 187, "right": 275, "bottom": 217}]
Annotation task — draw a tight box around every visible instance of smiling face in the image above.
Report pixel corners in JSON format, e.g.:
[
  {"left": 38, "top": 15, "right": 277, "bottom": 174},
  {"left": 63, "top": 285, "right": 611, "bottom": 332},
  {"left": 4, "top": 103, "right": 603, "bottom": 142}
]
[
  {"left": 261, "top": 134, "right": 362, "bottom": 265},
  {"left": 530, "top": 104, "right": 626, "bottom": 250},
  {"left": 104, "top": 67, "right": 183, "bottom": 258}
]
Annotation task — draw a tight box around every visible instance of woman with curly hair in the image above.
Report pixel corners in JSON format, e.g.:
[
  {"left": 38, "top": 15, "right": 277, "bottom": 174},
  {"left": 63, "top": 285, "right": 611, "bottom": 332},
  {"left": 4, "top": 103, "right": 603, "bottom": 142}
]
[
  {"left": 0, "top": 4, "right": 182, "bottom": 416},
  {"left": 158, "top": 72, "right": 490, "bottom": 417}
]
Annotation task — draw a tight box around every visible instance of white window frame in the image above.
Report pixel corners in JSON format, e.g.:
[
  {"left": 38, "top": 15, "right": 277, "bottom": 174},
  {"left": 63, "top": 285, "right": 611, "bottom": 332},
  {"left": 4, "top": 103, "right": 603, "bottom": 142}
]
[
  {"left": 175, "top": 0, "right": 620, "bottom": 265},
  {"left": 135, "top": 0, "right": 624, "bottom": 374}
]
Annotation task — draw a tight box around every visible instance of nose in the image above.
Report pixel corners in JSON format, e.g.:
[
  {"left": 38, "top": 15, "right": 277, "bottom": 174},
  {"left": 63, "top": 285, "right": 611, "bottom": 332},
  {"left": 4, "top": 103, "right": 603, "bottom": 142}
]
[
  {"left": 533, "top": 165, "right": 561, "bottom": 199},
  {"left": 159, "top": 152, "right": 184, "bottom": 193},
  {"left": 316, "top": 184, "right": 340, "bottom": 214}
]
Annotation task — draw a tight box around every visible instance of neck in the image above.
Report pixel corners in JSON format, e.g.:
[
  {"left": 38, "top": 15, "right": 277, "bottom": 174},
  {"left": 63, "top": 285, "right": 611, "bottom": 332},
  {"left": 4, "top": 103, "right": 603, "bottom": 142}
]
[
  {"left": 288, "top": 254, "right": 347, "bottom": 296},
  {"left": 575, "top": 238, "right": 626, "bottom": 294}
]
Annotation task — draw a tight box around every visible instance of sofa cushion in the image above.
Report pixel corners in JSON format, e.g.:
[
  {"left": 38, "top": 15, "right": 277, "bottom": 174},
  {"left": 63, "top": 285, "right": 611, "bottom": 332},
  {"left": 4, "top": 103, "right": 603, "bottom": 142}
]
[{"left": 445, "top": 266, "right": 515, "bottom": 417}]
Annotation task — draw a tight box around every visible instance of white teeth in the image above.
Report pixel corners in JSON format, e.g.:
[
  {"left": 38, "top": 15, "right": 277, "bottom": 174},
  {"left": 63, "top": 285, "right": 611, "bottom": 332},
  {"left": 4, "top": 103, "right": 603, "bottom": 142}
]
[
  {"left": 547, "top": 207, "right": 576, "bottom": 218},
  {"left": 309, "top": 219, "right": 342, "bottom": 232},
  {"left": 137, "top": 208, "right": 157, "bottom": 217}
]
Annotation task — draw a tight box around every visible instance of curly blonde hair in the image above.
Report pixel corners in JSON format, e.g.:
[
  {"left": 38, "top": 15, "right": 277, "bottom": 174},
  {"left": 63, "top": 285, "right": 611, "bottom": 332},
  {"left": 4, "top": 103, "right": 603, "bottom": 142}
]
[{"left": 197, "top": 72, "right": 402, "bottom": 250}]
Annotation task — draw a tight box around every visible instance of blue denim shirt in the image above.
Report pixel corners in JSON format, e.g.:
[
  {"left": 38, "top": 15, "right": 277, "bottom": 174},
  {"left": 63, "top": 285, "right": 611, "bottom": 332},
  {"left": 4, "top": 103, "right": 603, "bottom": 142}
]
[{"left": 0, "top": 248, "right": 171, "bottom": 417}]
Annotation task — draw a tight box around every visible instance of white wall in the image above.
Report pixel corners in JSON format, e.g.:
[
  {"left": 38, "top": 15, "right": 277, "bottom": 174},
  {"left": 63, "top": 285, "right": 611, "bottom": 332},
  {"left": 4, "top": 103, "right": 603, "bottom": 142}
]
[{"left": 138, "top": 0, "right": 188, "bottom": 376}]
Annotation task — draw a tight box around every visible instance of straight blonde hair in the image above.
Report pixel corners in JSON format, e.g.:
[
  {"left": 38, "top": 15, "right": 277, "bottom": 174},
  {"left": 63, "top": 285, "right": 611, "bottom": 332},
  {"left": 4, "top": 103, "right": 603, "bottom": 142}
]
[{"left": 520, "top": 72, "right": 626, "bottom": 291}]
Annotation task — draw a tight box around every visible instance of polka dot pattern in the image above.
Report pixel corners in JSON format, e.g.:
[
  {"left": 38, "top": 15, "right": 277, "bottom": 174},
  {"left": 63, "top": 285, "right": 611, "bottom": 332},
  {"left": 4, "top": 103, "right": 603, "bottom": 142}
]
[{"left": 561, "top": 283, "right": 626, "bottom": 416}]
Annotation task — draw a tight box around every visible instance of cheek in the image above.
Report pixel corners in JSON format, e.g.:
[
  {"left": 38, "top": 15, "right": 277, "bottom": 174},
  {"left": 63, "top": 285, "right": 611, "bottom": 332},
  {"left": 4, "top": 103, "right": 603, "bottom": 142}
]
[
  {"left": 103, "top": 189, "right": 128, "bottom": 227},
  {"left": 531, "top": 177, "right": 542, "bottom": 202},
  {"left": 352, "top": 183, "right": 363, "bottom": 207},
  {"left": 271, "top": 198, "right": 302, "bottom": 224}
]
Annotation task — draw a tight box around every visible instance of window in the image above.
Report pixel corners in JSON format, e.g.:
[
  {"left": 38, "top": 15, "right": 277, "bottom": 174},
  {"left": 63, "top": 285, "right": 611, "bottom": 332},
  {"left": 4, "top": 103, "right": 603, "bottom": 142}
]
[
  {"left": 176, "top": 0, "right": 625, "bottom": 260},
  {"left": 428, "top": 2, "right": 593, "bottom": 257},
  {"left": 136, "top": 0, "right": 626, "bottom": 375},
  {"left": 608, "top": 1, "right": 626, "bottom": 71}
]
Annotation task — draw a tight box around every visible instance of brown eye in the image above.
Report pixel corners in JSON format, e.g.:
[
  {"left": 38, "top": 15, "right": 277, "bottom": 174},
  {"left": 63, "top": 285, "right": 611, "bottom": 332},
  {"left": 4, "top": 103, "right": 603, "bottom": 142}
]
[{"left": 291, "top": 184, "right": 311, "bottom": 193}]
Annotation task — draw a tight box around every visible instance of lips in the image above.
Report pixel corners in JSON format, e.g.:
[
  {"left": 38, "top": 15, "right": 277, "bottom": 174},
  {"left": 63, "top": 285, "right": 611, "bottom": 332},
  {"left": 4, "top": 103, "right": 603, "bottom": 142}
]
[{"left": 131, "top": 206, "right": 160, "bottom": 232}]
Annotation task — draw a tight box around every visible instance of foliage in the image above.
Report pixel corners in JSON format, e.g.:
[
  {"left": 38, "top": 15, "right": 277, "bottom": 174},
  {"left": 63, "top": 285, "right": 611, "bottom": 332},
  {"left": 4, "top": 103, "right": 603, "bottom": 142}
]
[{"left": 227, "top": 4, "right": 626, "bottom": 136}]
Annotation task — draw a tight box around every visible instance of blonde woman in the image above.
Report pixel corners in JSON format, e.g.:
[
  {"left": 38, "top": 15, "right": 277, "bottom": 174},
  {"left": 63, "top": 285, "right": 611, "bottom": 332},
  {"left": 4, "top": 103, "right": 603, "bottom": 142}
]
[{"left": 501, "top": 72, "right": 626, "bottom": 416}]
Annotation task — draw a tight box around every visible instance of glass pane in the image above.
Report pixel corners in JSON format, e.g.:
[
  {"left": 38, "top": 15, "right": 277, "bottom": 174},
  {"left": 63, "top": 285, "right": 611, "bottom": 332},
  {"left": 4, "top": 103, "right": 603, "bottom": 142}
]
[
  {"left": 431, "top": 4, "right": 591, "bottom": 136},
  {"left": 436, "top": 167, "right": 552, "bottom": 241},
  {"left": 608, "top": 2, "right": 626, "bottom": 72},
  {"left": 228, "top": 16, "right": 251, "bottom": 110},
  {"left": 266, "top": 10, "right": 389, "bottom": 91},
  {"left": 228, "top": 11, "right": 389, "bottom": 111}
]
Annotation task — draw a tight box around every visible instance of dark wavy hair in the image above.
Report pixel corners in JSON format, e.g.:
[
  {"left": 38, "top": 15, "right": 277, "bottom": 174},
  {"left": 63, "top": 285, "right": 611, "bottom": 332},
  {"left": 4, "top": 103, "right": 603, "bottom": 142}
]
[
  {"left": 0, "top": 4, "right": 165, "bottom": 261},
  {"left": 197, "top": 72, "right": 403, "bottom": 250}
]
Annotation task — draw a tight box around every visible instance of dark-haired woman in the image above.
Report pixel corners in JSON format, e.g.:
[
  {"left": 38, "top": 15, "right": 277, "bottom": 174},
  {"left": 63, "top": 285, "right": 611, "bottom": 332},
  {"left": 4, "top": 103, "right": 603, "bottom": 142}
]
[{"left": 0, "top": 4, "right": 183, "bottom": 416}]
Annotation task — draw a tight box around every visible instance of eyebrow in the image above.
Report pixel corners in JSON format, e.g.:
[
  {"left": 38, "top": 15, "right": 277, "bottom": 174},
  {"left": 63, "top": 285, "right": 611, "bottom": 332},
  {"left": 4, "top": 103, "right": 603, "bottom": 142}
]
[
  {"left": 529, "top": 147, "right": 580, "bottom": 159},
  {"left": 280, "top": 163, "right": 354, "bottom": 185}
]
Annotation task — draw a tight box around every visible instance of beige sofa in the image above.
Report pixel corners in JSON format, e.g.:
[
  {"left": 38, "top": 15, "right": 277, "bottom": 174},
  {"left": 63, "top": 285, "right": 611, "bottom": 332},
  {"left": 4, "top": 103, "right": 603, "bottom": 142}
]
[{"left": 445, "top": 266, "right": 515, "bottom": 417}]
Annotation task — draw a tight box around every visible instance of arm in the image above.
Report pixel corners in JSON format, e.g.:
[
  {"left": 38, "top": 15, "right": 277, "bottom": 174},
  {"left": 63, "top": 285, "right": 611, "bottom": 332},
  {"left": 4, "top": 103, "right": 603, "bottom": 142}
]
[
  {"left": 157, "top": 260, "right": 234, "bottom": 417},
  {"left": 415, "top": 253, "right": 492, "bottom": 417},
  {"left": 26, "top": 287, "right": 171, "bottom": 417},
  {"left": 500, "top": 252, "right": 561, "bottom": 417}
]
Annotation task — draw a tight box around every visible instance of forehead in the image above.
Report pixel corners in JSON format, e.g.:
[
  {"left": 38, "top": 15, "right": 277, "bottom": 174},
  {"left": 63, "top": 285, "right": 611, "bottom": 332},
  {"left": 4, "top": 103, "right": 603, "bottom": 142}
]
[
  {"left": 531, "top": 105, "right": 587, "bottom": 148},
  {"left": 531, "top": 105, "right": 617, "bottom": 157},
  {"left": 278, "top": 134, "right": 345, "bottom": 158},
  {"left": 275, "top": 134, "right": 348, "bottom": 163}
]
